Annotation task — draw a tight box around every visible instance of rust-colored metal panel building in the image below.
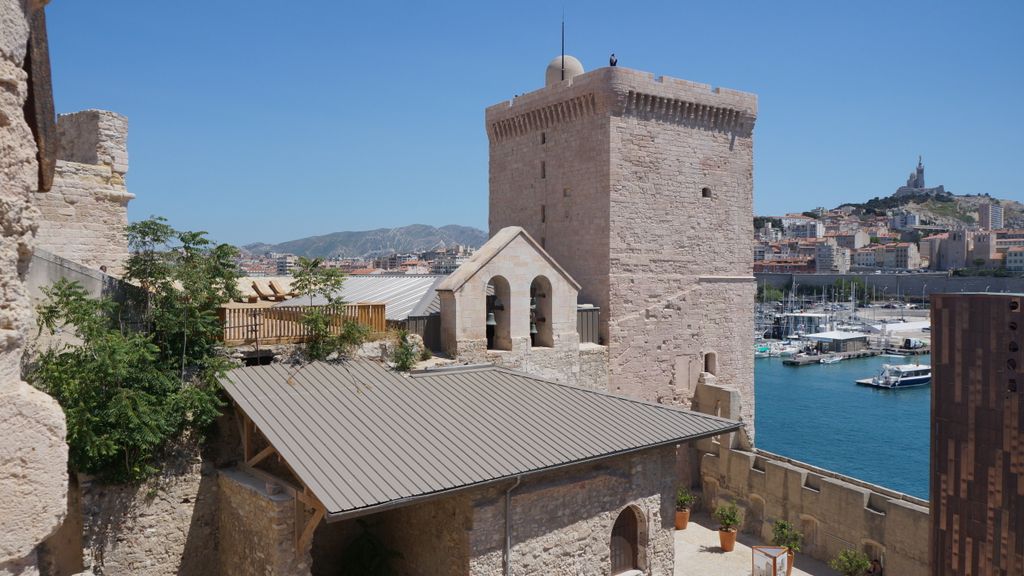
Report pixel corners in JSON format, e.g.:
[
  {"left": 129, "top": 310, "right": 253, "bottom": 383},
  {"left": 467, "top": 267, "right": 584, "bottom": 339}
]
[{"left": 931, "top": 293, "right": 1024, "bottom": 575}]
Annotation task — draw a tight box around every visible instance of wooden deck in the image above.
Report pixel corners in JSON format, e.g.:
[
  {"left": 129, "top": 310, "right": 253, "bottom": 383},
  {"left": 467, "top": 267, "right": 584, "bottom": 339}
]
[{"left": 218, "top": 303, "right": 386, "bottom": 346}]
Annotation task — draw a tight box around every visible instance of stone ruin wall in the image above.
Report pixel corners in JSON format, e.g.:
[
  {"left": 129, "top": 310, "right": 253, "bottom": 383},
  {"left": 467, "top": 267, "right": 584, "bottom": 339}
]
[
  {"left": 33, "top": 109, "right": 133, "bottom": 276},
  {"left": 0, "top": 1, "right": 69, "bottom": 574}
]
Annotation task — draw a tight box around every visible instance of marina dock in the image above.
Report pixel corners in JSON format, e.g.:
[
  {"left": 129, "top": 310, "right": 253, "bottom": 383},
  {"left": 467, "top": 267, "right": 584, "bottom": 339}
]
[{"left": 783, "top": 349, "right": 879, "bottom": 366}]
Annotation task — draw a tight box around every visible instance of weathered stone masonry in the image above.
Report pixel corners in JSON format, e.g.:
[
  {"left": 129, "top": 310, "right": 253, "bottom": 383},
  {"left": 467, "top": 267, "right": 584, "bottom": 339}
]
[
  {"left": 0, "top": 1, "right": 68, "bottom": 574},
  {"left": 34, "top": 109, "right": 133, "bottom": 275},
  {"left": 488, "top": 66, "right": 757, "bottom": 438}
]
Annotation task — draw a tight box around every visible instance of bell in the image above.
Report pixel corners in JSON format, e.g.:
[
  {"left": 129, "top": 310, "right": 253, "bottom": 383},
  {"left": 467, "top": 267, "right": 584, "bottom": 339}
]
[
  {"left": 530, "top": 322, "right": 538, "bottom": 335},
  {"left": 530, "top": 297, "right": 537, "bottom": 310},
  {"left": 492, "top": 297, "right": 505, "bottom": 311},
  {"left": 486, "top": 312, "right": 497, "bottom": 326}
]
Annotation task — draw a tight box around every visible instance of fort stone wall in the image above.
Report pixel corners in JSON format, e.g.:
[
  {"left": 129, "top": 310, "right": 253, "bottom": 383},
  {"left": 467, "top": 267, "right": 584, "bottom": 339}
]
[
  {"left": 694, "top": 380, "right": 930, "bottom": 576},
  {"left": 0, "top": 1, "right": 69, "bottom": 574},
  {"left": 33, "top": 109, "right": 133, "bottom": 275}
]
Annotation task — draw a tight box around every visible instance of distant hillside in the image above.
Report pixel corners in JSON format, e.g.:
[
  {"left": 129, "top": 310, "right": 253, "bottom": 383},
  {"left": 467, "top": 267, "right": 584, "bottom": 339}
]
[
  {"left": 838, "top": 193, "right": 1023, "bottom": 229},
  {"left": 243, "top": 224, "right": 487, "bottom": 259}
]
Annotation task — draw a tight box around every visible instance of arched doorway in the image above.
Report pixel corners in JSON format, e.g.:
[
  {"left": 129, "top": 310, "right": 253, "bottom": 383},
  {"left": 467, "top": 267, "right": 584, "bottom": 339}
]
[{"left": 610, "top": 507, "right": 641, "bottom": 574}]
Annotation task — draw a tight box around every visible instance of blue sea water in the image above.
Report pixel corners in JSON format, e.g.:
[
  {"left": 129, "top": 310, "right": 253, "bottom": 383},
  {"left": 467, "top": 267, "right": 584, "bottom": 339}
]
[{"left": 754, "top": 354, "right": 931, "bottom": 499}]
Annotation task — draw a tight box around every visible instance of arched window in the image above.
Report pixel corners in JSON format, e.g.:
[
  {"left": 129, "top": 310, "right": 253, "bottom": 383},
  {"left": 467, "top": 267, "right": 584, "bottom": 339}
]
[
  {"left": 486, "top": 276, "right": 511, "bottom": 351},
  {"left": 610, "top": 508, "right": 640, "bottom": 574},
  {"left": 704, "top": 351, "right": 718, "bottom": 376},
  {"left": 530, "top": 276, "right": 553, "bottom": 347}
]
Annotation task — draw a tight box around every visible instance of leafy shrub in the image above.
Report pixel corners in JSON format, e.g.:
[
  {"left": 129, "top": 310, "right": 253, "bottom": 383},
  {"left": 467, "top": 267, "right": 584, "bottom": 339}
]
[
  {"left": 713, "top": 501, "right": 741, "bottom": 531},
  {"left": 771, "top": 520, "right": 803, "bottom": 553},
  {"left": 32, "top": 281, "right": 221, "bottom": 482},
  {"left": 29, "top": 218, "right": 239, "bottom": 482},
  {"left": 676, "top": 488, "right": 696, "bottom": 511},
  {"left": 390, "top": 330, "right": 417, "bottom": 372},
  {"left": 829, "top": 549, "right": 871, "bottom": 576}
]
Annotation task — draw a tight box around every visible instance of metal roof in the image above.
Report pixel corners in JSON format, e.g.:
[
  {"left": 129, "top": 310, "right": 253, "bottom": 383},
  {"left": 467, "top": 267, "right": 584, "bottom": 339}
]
[
  {"left": 221, "top": 360, "right": 740, "bottom": 521},
  {"left": 274, "top": 275, "right": 446, "bottom": 321},
  {"left": 805, "top": 330, "right": 870, "bottom": 341}
]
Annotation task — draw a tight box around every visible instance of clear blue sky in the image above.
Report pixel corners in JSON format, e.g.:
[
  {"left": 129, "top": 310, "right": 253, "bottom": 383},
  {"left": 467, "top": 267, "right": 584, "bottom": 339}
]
[{"left": 48, "top": 1, "right": 1023, "bottom": 246}]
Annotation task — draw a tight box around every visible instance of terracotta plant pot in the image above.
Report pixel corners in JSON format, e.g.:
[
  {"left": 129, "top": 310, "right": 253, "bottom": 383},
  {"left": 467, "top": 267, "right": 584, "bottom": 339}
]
[
  {"left": 719, "top": 528, "right": 737, "bottom": 552},
  {"left": 675, "top": 509, "right": 691, "bottom": 530},
  {"left": 786, "top": 549, "right": 794, "bottom": 576}
]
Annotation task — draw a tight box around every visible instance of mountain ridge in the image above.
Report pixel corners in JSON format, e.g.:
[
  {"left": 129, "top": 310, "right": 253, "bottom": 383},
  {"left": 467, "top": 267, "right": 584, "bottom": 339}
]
[{"left": 242, "top": 224, "right": 487, "bottom": 259}]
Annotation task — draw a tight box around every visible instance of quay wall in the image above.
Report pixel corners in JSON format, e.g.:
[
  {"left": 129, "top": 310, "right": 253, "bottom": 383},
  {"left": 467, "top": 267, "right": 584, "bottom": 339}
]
[
  {"left": 693, "top": 379, "right": 929, "bottom": 575},
  {"left": 756, "top": 272, "right": 1021, "bottom": 298}
]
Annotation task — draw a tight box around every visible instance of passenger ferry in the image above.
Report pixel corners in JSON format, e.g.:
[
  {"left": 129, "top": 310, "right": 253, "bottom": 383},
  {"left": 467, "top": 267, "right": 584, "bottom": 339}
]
[{"left": 855, "top": 364, "right": 931, "bottom": 389}]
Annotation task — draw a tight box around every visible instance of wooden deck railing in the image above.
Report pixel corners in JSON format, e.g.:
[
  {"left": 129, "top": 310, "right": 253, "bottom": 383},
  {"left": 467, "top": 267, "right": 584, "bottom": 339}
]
[{"left": 218, "top": 303, "right": 387, "bottom": 346}]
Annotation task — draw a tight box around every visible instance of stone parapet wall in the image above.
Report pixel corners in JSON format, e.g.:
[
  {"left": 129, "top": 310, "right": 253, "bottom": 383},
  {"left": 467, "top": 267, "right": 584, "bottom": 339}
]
[
  {"left": 700, "top": 445, "right": 929, "bottom": 575},
  {"left": 33, "top": 110, "right": 133, "bottom": 275}
]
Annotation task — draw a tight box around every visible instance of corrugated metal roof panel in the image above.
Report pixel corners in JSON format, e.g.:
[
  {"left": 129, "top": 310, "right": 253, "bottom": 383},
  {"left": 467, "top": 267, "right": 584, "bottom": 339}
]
[
  {"left": 275, "top": 274, "right": 444, "bottom": 321},
  {"left": 221, "top": 360, "right": 740, "bottom": 520}
]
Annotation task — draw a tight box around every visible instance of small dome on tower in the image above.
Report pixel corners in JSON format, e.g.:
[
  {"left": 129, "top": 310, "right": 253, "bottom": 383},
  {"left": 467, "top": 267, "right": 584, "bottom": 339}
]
[{"left": 545, "top": 55, "right": 584, "bottom": 86}]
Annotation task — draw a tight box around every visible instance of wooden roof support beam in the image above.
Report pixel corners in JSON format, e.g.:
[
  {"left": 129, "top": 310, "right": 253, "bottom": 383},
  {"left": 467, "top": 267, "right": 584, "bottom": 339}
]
[
  {"left": 246, "top": 444, "right": 276, "bottom": 468},
  {"left": 295, "top": 498, "right": 326, "bottom": 553}
]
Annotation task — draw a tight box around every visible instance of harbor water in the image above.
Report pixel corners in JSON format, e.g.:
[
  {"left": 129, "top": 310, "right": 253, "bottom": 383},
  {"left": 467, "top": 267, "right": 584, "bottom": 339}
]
[{"left": 755, "top": 353, "right": 931, "bottom": 499}]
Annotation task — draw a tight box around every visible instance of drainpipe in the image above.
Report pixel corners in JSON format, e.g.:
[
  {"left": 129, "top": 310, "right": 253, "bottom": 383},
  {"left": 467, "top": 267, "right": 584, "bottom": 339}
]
[{"left": 503, "top": 476, "right": 523, "bottom": 576}]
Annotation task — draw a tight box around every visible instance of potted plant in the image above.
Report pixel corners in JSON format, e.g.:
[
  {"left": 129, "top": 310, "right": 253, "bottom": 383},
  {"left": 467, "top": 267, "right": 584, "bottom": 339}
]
[
  {"left": 771, "top": 520, "right": 803, "bottom": 576},
  {"left": 829, "top": 548, "right": 871, "bottom": 576},
  {"left": 713, "top": 501, "right": 742, "bottom": 552},
  {"left": 675, "top": 488, "right": 697, "bottom": 530}
]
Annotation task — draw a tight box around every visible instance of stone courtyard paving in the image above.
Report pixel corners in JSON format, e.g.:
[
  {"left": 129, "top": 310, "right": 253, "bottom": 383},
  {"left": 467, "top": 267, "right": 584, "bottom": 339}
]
[{"left": 675, "top": 513, "right": 840, "bottom": 576}]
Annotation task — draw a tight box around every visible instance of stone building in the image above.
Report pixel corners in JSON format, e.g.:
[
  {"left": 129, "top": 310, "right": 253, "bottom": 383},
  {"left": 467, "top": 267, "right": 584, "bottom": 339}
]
[
  {"left": 487, "top": 58, "right": 758, "bottom": 437},
  {"left": 0, "top": 1, "right": 69, "bottom": 574},
  {"left": 217, "top": 360, "right": 739, "bottom": 575},
  {"left": 930, "top": 293, "right": 1024, "bottom": 576},
  {"left": 437, "top": 225, "right": 606, "bottom": 388}
]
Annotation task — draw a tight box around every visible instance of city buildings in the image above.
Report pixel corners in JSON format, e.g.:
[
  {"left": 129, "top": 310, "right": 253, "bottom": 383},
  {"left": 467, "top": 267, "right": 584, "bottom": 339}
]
[
  {"left": 979, "top": 201, "right": 1004, "bottom": 230},
  {"left": 815, "top": 239, "right": 851, "bottom": 273}
]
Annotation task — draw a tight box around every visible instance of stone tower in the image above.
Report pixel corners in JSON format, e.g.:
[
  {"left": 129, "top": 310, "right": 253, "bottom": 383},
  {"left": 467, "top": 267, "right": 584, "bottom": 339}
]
[{"left": 487, "top": 61, "right": 758, "bottom": 435}]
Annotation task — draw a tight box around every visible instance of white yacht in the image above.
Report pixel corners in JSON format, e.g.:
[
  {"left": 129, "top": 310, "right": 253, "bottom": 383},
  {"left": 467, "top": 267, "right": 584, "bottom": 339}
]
[{"left": 856, "top": 364, "right": 931, "bottom": 389}]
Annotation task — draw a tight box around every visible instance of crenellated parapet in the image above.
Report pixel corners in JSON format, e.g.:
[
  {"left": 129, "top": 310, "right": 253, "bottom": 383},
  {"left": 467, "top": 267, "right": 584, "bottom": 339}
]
[{"left": 486, "top": 66, "right": 757, "bottom": 142}]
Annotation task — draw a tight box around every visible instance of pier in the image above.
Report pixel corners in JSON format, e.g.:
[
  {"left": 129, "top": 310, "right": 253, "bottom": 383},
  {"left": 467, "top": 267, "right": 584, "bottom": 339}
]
[{"left": 783, "top": 349, "right": 879, "bottom": 366}]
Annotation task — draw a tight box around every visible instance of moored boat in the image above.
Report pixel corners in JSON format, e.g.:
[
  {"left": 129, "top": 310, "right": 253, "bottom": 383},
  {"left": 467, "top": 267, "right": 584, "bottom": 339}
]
[
  {"left": 856, "top": 363, "right": 931, "bottom": 389},
  {"left": 819, "top": 354, "right": 842, "bottom": 364}
]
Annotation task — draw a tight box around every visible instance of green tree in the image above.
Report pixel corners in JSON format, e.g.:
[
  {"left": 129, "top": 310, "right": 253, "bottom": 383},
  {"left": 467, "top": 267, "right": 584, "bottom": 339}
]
[
  {"left": 291, "top": 257, "right": 368, "bottom": 360},
  {"left": 124, "top": 217, "right": 241, "bottom": 382},
  {"left": 30, "top": 217, "right": 240, "bottom": 482}
]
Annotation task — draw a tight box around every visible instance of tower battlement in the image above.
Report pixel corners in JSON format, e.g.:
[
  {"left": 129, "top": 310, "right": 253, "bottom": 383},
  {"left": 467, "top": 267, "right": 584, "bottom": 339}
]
[
  {"left": 57, "top": 109, "right": 129, "bottom": 175},
  {"left": 487, "top": 67, "right": 757, "bottom": 142}
]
